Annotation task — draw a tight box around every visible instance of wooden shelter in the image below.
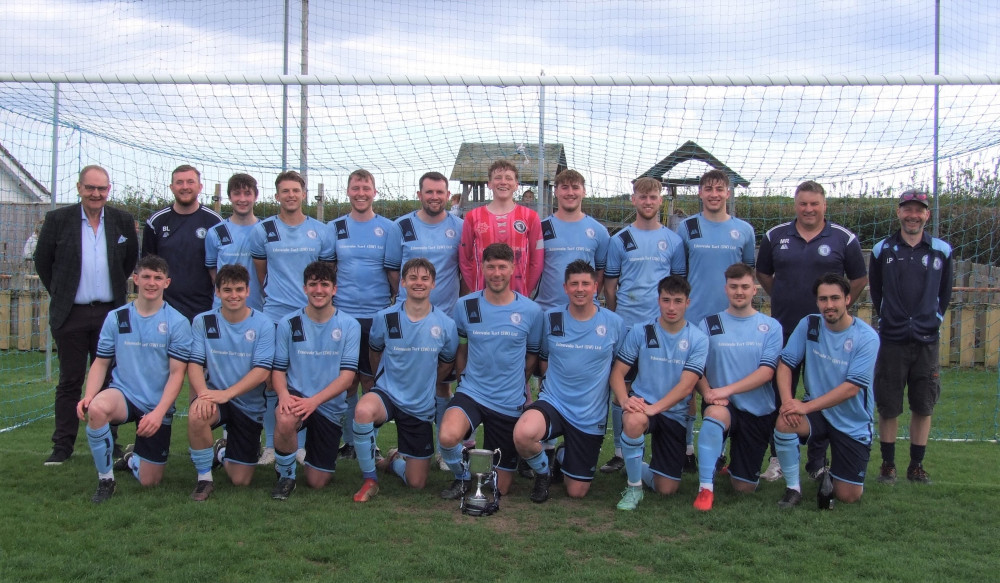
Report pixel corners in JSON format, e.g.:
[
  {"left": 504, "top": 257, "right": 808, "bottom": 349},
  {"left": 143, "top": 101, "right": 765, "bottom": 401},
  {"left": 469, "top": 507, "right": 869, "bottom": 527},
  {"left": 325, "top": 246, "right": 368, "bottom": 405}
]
[{"left": 450, "top": 142, "right": 567, "bottom": 206}]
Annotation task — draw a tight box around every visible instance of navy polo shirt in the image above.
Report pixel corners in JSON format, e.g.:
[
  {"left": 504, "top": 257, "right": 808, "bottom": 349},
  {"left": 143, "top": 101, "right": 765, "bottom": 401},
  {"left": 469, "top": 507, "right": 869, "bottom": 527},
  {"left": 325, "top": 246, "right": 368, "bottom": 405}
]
[
  {"left": 869, "top": 230, "right": 953, "bottom": 344},
  {"left": 756, "top": 220, "right": 867, "bottom": 338}
]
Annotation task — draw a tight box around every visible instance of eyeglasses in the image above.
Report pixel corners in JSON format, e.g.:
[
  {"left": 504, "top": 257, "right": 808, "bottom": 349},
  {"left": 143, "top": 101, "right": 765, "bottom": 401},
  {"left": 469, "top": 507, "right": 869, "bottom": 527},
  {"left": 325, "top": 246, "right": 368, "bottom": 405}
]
[
  {"left": 81, "top": 184, "right": 110, "bottom": 194},
  {"left": 899, "top": 191, "right": 928, "bottom": 202}
]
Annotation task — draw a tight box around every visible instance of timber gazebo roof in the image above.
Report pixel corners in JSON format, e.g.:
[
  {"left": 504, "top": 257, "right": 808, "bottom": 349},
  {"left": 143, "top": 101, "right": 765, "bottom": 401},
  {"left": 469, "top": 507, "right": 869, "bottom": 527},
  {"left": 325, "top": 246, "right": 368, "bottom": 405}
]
[{"left": 637, "top": 140, "right": 749, "bottom": 188}]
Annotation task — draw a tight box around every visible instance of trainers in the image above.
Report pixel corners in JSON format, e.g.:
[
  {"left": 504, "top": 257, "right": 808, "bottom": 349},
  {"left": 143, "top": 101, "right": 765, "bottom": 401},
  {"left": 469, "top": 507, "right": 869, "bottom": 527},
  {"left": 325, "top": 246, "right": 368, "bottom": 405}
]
[
  {"left": 906, "top": 463, "right": 932, "bottom": 484},
  {"left": 530, "top": 472, "right": 552, "bottom": 504},
  {"left": 517, "top": 456, "right": 534, "bottom": 479},
  {"left": 113, "top": 444, "right": 135, "bottom": 472},
  {"left": 435, "top": 453, "right": 449, "bottom": 471},
  {"left": 693, "top": 487, "right": 714, "bottom": 512},
  {"left": 550, "top": 445, "right": 564, "bottom": 484},
  {"left": 599, "top": 455, "right": 625, "bottom": 473},
  {"left": 44, "top": 449, "right": 71, "bottom": 466},
  {"left": 777, "top": 487, "right": 803, "bottom": 509},
  {"left": 91, "top": 478, "right": 116, "bottom": 504},
  {"left": 353, "top": 478, "right": 380, "bottom": 502},
  {"left": 375, "top": 448, "right": 400, "bottom": 473},
  {"left": 616, "top": 485, "right": 644, "bottom": 511},
  {"left": 808, "top": 466, "right": 828, "bottom": 482},
  {"left": 440, "top": 478, "right": 470, "bottom": 500},
  {"left": 295, "top": 448, "right": 306, "bottom": 465},
  {"left": 877, "top": 463, "right": 897, "bottom": 485},
  {"left": 761, "top": 456, "right": 782, "bottom": 481},
  {"left": 257, "top": 446, "right": 275, "bottom": 465},
  {"left": 271, "top": 477, "right": 296, "bottom": 500},
  {"left": 212, "top": 438, "right": 226, "bottom": 470},
  {"left": 190, "top": 480, "right": 215, "bottom": 502},
  {"left": 684, "top": 453, "right": 697, "bottom": 474},
  {"left": 338, "top": 444, "right": 356, "bottom": 460}
]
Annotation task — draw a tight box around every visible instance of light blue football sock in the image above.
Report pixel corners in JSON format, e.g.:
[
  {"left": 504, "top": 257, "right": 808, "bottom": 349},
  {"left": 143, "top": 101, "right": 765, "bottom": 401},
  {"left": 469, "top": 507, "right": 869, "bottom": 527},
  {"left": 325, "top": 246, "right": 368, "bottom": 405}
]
[
  {"left": 434, "top": 396, "right": 449, "bottom": 452},
  {"left": 641, "top": 462, "right": 655, "bottom": 489},
  {"left": 263, "top": 395, "right": 276, "bottom": 449},
  {"left": 342, "top": 393, "right": 358, "bottom": 445},
  {"left": 440, "top": 442, "right": 469, "bottom": 480},
  {"left": 275, "top": 449, "right": 297, "bottom": 480},
  {"left": 189, "top": 446, "right": 214, "bottom": 478},
  {"left": 685, "top": 413, "right": 696, "bottom": 449},
  {"left": 621, "top": 432, "right": 646, "bottom": 486},
  {"left": 391, "top": 457, "right": 406, "bottom": 482},
  {"left": 698, "top": 417, "right": 726, "bottom": 486},
  {"left": 774, "top": 430, "right": 801, "bottom": 490},
  {"left": 86, "top": 423, "right": 114, "bottom": 478},
  {"left": 524, "top": 450, "right": 549, "bottom": 476},
  {"left": 353, "top": 420, "right": 377, "bottom": 480},
  {"left": 611, "top": 401, "right": 624, "bottom": 451}
]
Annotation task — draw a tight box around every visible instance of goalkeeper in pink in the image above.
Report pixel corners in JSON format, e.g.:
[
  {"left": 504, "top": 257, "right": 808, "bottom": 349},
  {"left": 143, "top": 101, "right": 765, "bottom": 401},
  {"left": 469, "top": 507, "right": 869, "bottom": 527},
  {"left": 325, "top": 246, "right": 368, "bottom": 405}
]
[{"left": 460, "top": 159, "right": 544, "bottom": 296}]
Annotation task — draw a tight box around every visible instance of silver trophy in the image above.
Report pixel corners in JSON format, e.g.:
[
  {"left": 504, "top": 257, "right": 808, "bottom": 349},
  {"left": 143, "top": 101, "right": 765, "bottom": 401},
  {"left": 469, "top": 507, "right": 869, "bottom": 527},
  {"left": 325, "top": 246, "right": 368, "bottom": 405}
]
[{"left": 461, "top": 448, "right": 501, "bottom": 516}]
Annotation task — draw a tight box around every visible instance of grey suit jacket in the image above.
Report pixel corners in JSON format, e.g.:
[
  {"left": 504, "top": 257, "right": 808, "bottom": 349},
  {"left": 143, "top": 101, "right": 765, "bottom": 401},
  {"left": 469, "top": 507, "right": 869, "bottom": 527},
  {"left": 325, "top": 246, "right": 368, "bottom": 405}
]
[{"left": 34, "top": 203, "right": 139, "bottom": 330}]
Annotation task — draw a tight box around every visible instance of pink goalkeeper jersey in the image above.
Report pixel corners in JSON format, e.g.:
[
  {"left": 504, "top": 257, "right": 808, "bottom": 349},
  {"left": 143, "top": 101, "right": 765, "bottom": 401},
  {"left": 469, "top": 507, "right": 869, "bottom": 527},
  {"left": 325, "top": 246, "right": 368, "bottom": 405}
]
[{"left": 460, "top": 204, "right": 544, "bottom": 295}]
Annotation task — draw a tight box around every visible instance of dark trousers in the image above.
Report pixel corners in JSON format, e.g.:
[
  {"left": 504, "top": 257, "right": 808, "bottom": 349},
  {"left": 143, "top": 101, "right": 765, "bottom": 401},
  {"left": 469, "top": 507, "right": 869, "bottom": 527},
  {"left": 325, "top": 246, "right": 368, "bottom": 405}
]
[{"left": 50, "top": 304, "right": 115, "bottom": 453}]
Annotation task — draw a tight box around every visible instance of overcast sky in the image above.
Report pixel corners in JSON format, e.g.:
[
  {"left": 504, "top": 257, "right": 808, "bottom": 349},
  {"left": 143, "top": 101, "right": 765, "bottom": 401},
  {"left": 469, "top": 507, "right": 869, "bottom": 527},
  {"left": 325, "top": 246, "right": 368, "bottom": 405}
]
[{"left": 3, "top": 0, "right": 999, "bottom": 201}]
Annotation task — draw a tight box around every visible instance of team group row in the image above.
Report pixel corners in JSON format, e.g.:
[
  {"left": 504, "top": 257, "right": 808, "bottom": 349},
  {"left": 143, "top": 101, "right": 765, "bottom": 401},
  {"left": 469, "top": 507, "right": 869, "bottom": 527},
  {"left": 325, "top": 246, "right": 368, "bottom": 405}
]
[{"left": 35, "top": 161, "right": 951, "bottom": 510}]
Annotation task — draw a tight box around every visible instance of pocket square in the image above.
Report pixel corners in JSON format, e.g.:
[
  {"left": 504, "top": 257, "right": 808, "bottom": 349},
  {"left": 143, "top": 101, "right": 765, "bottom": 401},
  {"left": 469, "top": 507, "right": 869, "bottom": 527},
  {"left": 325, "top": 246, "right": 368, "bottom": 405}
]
[{"left": 117, "top": 235, "right": 127, "bottom": 243}]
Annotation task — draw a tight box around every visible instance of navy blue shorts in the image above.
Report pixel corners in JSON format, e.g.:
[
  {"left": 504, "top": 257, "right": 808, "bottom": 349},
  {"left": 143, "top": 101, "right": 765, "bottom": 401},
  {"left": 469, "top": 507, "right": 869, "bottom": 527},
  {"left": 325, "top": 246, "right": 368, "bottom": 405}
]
[
  {"left": 289, "top": 389, "right": 342, "bottom": 472},
  {"left": 646, "top": 415, "right": 685, "bottom": 481},
  {"left": 372, "top": 389, "right": 434, "bottom": 459},
  {"left": 802, "top": 411, "right": 871, "bottom": 485},
  {"left": 213, "top": 402, "right": 263, "bottom": 465},
  {"left": 720, "top": 405, "right": 778, "bottom": 485},
  {"left": 447, "top": 392, "right": 519, "bottom": 471},
  {"left": 526, "top": 400, "right": 602, "bottom": 481},
  {"left": 121, "top": 396, "right": 172, "bottom": 465}
]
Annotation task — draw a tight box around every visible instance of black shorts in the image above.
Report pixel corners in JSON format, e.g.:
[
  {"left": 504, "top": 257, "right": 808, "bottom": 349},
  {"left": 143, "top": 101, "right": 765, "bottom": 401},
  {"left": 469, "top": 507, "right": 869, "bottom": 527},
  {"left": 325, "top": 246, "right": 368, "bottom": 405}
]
[
  {"left": 526, "top": 401, "right": 603, "bottom": 481},
  {"left": 372, "top": 389, "right": 434, "bottom": 459},
  {"left": 447, "top": 392, "right": 519, "bottom": 471},
  {"left": 121, "top": 396, "right": 172, "bottom": 465},
  {"left": 356, "top": 317, "right": 374, "bottom": 377},
  {"left": 288, "top": 389, "right": 343, "bottom": 473},
  {"left": 802, "top": 412, "right": 871, "bottom": 486},
  {"left": 721, "top": 405, "right": 778, "bottom": 485},
  {"left": 646, "top": 415, "right": 686, "bottom": 481},
  {"left": 874, "top": 340, "right": 941, "bottom": 418},
  {"left": 213, "top": 403, "right": 263, "bottom": 465}
]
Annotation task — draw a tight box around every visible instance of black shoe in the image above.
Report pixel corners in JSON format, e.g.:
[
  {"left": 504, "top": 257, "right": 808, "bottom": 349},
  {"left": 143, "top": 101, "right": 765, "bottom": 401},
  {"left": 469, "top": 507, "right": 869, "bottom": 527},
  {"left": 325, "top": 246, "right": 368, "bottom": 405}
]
[
  {"left": 877, "top": 463, "right": 897, "bottom": 485},
  {"left": 271, "top": 477, "right": 296, "bottom": 500},
  {"left": 777, "top": 487, "right": 803, "bottom": 509},
  {"left": 44, "top": 449, "right": 71, "bottom": 466},
  {"left": 91, "top": 478, "right": 116, "bottom": 504},
  {"left": 550, "top": 445, "right": 564, "bottom": 484},
  {"left": 517, "top": 456, "right": 534, "bottom": 479},
  {"left": 599, "top": 455, "right": 625, "bottom": 473},
  {"left": 111, "top": 443, "right": 125, "bottom": 462},
  {"left": 113, "top": 444, "right": 135, "bottom": 472},
  {"left": 684, "top": 452, "right": 697, "bottom": 474},
  {"left": 440, "top": 478, "right": 470, "bottom": 500},
  {"left": 191, "top": 480, "right": 215, "bottom": 502},
  {"left": 530, "top": 472, "right": 552, "bottom": 504},
  {"left": 715, "top": 455, "right": 728, "bottom": 473},
  {"left": 338, "top": 444, "right": 356, "bottom": 460},
  {"left": 817, "top": 467, "right": 835, "bottom": 510},
  {"left": 906, "top": 463, "right": 932, "bottom": 484}
]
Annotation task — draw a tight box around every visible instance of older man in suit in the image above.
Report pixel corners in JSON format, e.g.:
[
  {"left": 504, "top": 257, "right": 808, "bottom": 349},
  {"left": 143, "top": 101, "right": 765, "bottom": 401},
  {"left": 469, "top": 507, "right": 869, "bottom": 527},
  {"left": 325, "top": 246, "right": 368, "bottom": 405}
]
[{"left": 35, "top": 165, "right": 139, "bottom": 465}]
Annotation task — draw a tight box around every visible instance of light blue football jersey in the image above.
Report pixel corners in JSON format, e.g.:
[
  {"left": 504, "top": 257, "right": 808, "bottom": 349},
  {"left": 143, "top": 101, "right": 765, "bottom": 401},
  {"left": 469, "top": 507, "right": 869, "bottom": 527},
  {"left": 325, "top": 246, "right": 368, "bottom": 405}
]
[
  {"left": 679, "top": 213, "right": 756, "bottom": 324},
  {"left": 204, "top": 219, "right": 265, "bottom": 311},
  {"left": 453, "top": 291, "right": 543, "bottom": 418},
  {"left": 273, "top": 308, "right": 361, "bottom": 424},
  {"left": 329, "top": 214, "right": 404, "bottom": 318},
  {"left": 781, "top": 315, "right": 880, "bottom": 443},
  {"left": 190, "top": 307, "right": 275, "bottom": 420},
  {"left": 370, "top": 303, "right": 459, "bottom": 421},
  {"left": 395, "top": 211, "right": 464, "bottom": 317},
  {"left": 248, "top": 216, "right": 334, "bottom": 319},
  {"left": 699, "top": 310, "right": 783, "bottom": 416},
  {"left": 538, "top": 306, "right": 625, "bottom": 435},
  {"left": 605, "top": 225, "right": 686, "bottom": 327},
  {"left": 534, "top": 214, "right": 611, "bottom": 312},
  {"left": 615, "top": 319, "right": 708, "bottom": 425},
  {"left": 96, "top": 301, "right": 192, "bottom": 414}
]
